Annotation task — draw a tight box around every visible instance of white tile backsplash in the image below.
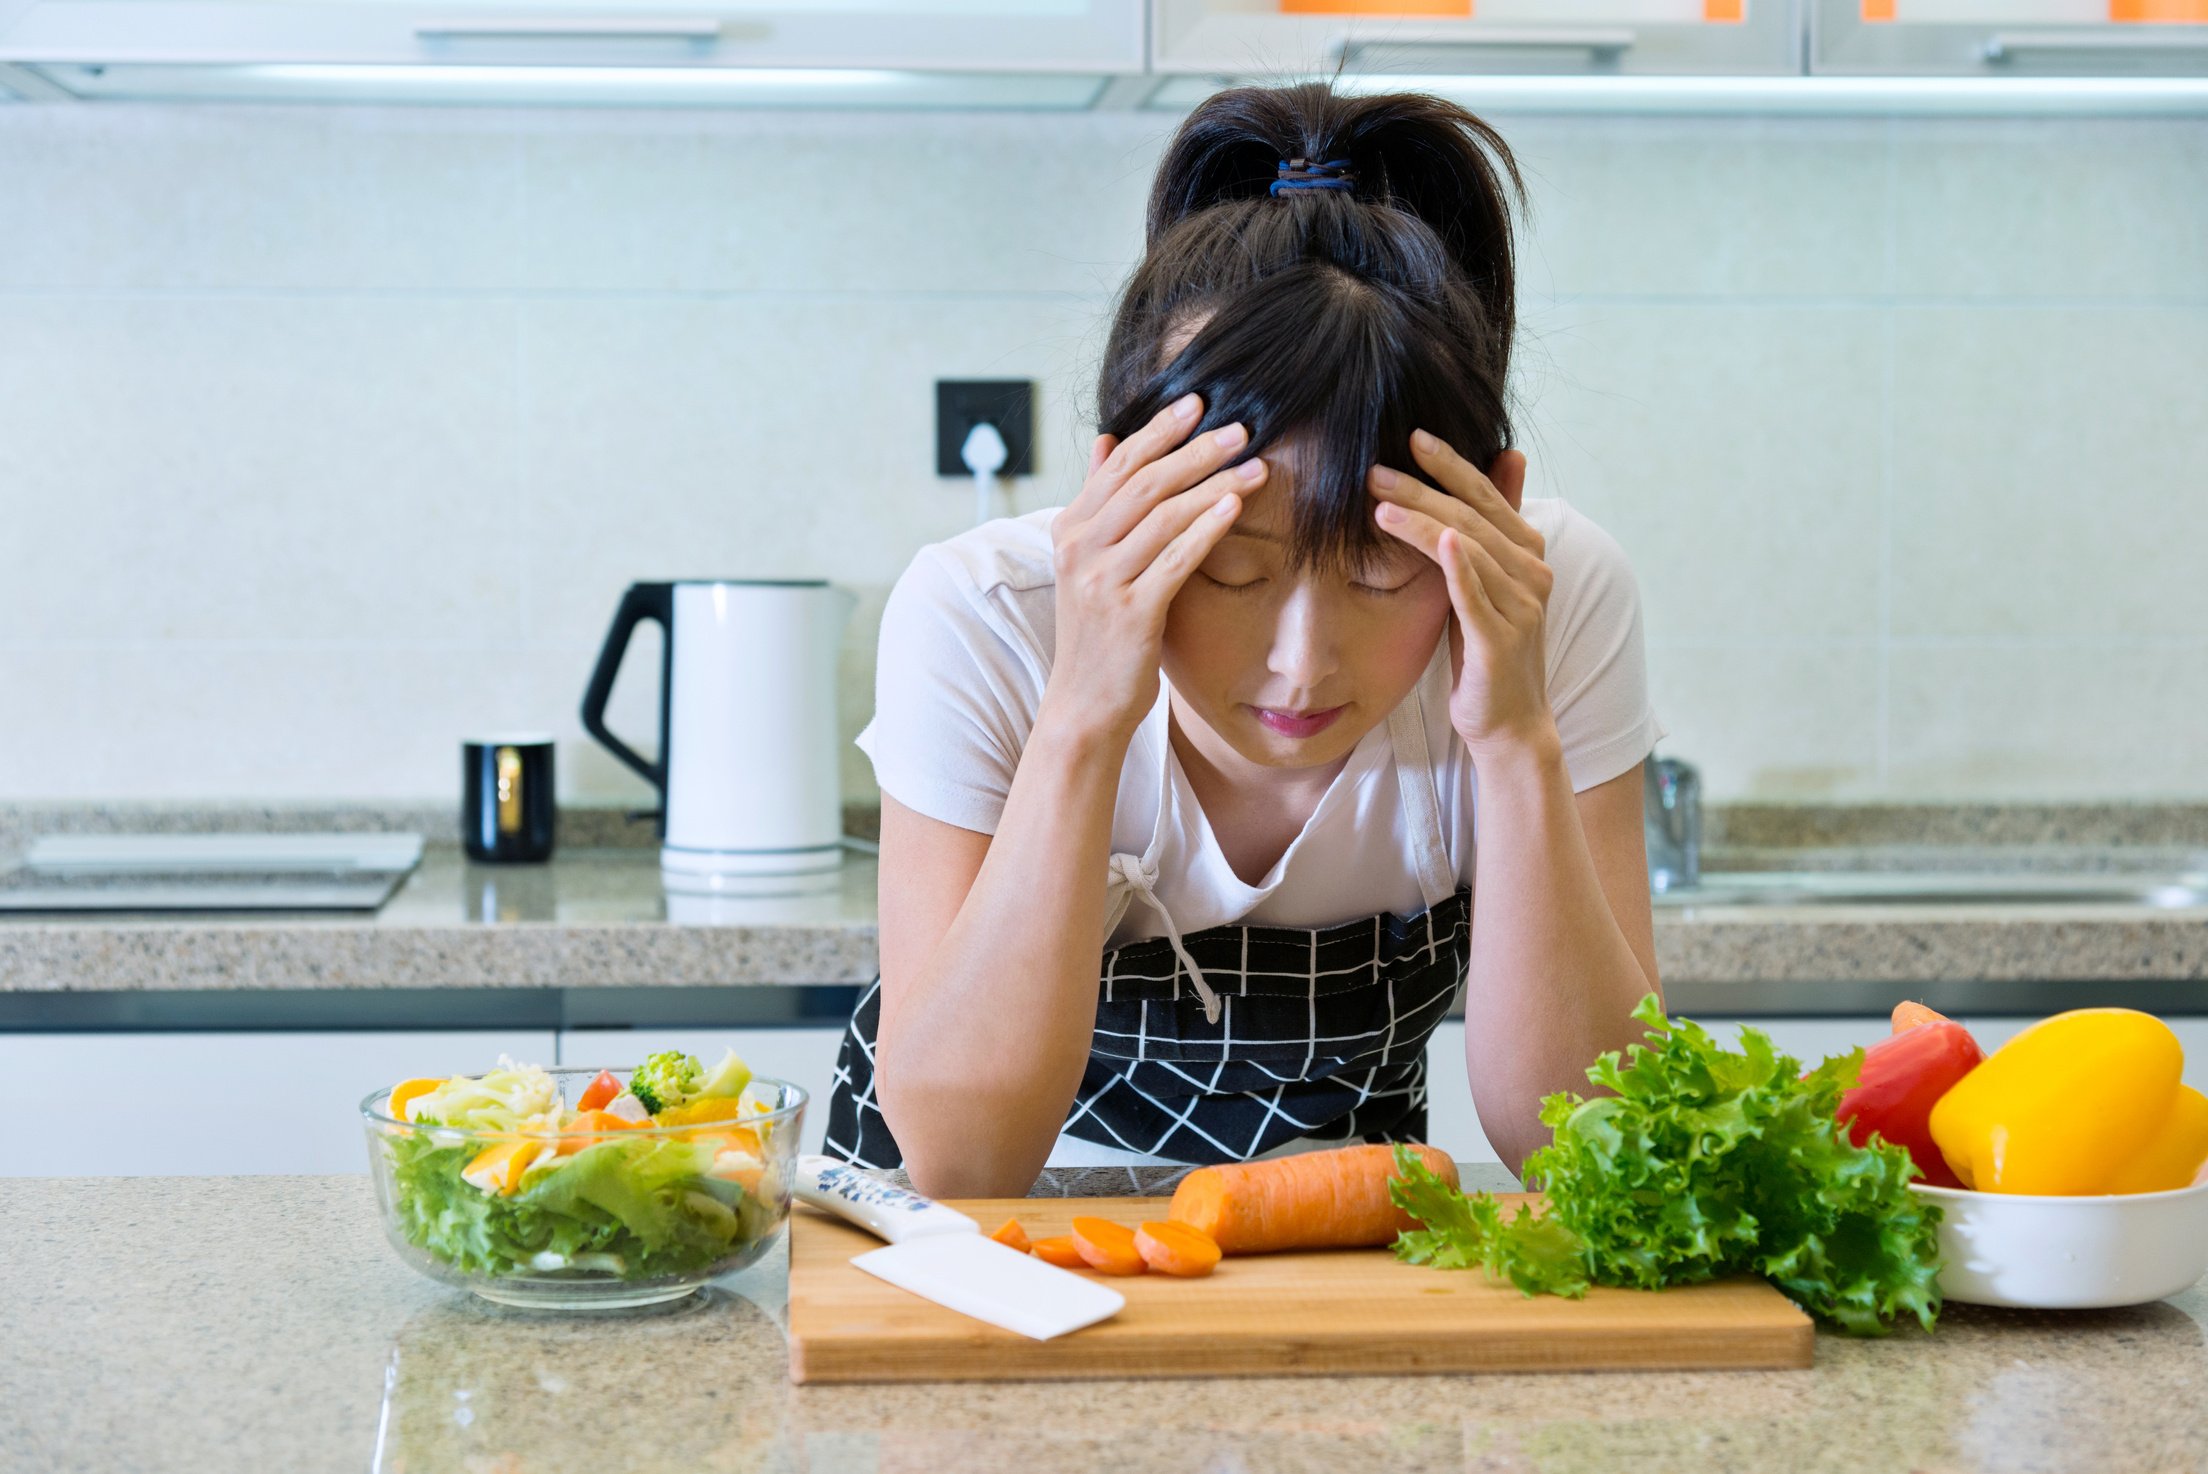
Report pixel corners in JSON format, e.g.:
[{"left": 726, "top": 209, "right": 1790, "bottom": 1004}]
[{"left": 2, "top": 103, "right": 2204, "bottom": 805}]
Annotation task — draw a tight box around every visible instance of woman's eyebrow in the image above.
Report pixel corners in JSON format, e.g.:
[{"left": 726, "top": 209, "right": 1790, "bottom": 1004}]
[{"left": 1224, "top": 527, "right": 1285, "bottom": 544}]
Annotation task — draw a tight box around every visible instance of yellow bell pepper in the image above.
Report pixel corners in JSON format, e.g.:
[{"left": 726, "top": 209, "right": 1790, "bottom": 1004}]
[
  {"left": 1928, "top": 1008, "right": 2204, "bottom": 1195},
  {"left": 2107, "top": 1085, "right": 2208, "bottom": 1194}
]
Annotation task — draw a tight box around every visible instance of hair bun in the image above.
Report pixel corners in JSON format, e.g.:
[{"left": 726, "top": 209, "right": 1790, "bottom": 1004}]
[{"left": 1145, "top": 81, "right": 1522, "bottom": 301}]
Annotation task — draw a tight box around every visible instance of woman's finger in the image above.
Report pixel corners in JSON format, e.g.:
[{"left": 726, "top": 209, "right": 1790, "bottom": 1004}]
[
  {"left": 1088, "top": 420, "right": 1251, "bottom": 547},
  {"left": 1376, "top": 502, "right": 1514, "bottom": 632},
  {"left": 1127, "top": 490, "right": 1246, "bottom": 610},
  {"left": 1062, "top": 395, "right": 1203, "bottom": 525},
  {"left": 1446, "top": 521, "right": 1541, "bottom": 627},
  {"left": 1406, "top": 430, "right": 1543, "bottom": 556},
  {"left": 1369, "top": 465, "right": 1540, "bottom": 581},
  {"left": 1111, "top": 457, "right": 1268, "bottom": 574}
]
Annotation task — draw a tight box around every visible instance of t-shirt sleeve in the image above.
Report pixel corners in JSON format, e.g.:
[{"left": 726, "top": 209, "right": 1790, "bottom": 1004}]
[
  {"left": 1542, "top": 508, "right": 1668, "bottom": 794},
  {"left": 853, "top": 545, "right": 1042, "bottom": 836}
]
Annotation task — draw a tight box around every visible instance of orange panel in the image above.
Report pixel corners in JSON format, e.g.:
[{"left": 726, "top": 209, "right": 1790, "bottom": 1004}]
[
  {"left": 1704, "top": 0, "right": 1745, "bottom": 18},
  {"left": 2111, "top": 0, "right": 2208, "bottom": 19},
  {"left": 1861, "top": 0, "right": 1896, "bottom": 19},
  {"left": 1279, "top": 0, "right": 1471, "bottom": 12}
]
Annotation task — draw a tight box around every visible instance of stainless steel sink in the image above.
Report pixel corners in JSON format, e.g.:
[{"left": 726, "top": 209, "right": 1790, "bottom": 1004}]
[{"left": 1652, "top": 871, "right": 2208, "bottom": 909}]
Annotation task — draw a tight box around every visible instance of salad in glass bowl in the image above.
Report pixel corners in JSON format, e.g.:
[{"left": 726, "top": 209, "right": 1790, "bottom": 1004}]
[{"left": 362, "top": 1049, "right": 805, "bottom": 1309}]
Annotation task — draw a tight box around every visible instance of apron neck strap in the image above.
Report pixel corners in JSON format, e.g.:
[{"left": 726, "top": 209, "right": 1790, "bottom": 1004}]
[{"left": 1384, "top": 639, "right": 1459, "bottom": 912}]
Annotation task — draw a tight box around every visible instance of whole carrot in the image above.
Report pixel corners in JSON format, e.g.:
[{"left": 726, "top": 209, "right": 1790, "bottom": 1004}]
[{"left": 1168, "top": 1143, "right": 1459, "bottom": 1255}]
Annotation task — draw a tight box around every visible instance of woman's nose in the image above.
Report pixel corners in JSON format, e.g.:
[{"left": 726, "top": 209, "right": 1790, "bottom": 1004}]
[{"left": 1266, "top": 586, "right": 1339, "bottom": 691}]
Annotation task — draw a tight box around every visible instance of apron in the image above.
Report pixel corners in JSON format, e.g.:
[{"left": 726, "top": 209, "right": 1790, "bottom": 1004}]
[{"left": 823, "top": 654, "right": 1471, "bottom": 1171}]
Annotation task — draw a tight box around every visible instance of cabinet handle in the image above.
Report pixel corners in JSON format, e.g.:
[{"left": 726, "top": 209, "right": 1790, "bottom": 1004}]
[
  {"left": 1986, "top": 29, "right": 2208, "bottom": 60},
  {"left": 1337, "top": 28, "right": 1637, "bottom": 68},
  {"left": 414, "top": 19, "right": 722, "bottom": 43}
]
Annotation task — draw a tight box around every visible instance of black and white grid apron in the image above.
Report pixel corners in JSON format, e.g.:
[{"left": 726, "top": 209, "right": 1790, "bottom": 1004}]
[{"left": 824, "top": 658, "right": 1471, "bottom": 1170}]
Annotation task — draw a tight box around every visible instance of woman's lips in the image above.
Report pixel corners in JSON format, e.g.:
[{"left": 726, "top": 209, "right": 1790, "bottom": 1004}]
[{"left": 1250, "top": 704, "right": 1347, "bottom": 739}]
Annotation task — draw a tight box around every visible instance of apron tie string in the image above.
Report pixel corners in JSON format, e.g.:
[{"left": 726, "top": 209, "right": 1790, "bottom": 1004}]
[{"left": 1107, "top": 853, "right": 1223, "bottom": 1025}]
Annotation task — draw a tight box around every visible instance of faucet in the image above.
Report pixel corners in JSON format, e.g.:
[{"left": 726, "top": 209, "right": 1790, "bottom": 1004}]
[{"left": 1643, "top": 753, "right": 1701, "bottom": 893}]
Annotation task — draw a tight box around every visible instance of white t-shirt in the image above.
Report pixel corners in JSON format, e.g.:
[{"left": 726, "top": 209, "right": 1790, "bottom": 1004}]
[{"left": 856, "top": 498, "right": 1666, "bottom": 950}]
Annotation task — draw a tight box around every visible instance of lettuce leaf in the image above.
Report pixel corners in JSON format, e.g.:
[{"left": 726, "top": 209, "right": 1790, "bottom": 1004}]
[
  {"left": 1390, "top": 995, "right": 1944, "bottom": 1335},
  {"left": 382, "top": 1132, "right": 755, "bottom": 1281}
]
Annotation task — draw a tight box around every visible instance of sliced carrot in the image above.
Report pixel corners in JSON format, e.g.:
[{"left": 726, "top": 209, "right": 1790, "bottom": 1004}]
[
  {"left": 1168, "top": 1143, "right": 1460, "bottom": 1255},
  {"left": 989, "top": 1217, "right": 1032, "bottom": 1254},
  {"left": 1892, "top": 1000, "right": 1950, "bottom": 1033},
  {"left": 387, "top": 1077, "right": 443, "bottom": 1122},
  {"left": 1070, "top": 1217, "right": 1146, "bottom": 1276},
  {"left": 1134, "top": 1220, "right": 1220, "bottom": 1278},
  {"left": 1031, "top": 1235, "right": 1086, "bottom": 1270}
]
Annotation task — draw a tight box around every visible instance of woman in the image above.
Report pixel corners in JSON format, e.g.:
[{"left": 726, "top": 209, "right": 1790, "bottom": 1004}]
[{"left": 826, "top": 83, "right": 1666, "bottom": 1198}]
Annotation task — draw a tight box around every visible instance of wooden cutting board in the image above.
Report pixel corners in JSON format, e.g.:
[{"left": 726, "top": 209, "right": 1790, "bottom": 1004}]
[{"left": 786, "top": 1195, "right": 1814, "bottom": 1384}]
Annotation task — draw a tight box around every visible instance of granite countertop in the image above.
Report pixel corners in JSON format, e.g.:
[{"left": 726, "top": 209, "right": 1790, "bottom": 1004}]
[
  {"left": 10, "top": 839, "right": 2208, "bottom": 999},
  {"left": 10, "top": 795, "right": 2208, "bottom": 998},
  {"left": 0, "top": 846, "right": 881, "bottom": 993},
  {"left": 5, "top": 1173, "right": 2204, "bottom": 1474}
]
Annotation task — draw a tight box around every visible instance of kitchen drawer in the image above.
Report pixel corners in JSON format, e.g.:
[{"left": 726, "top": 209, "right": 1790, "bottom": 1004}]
[
  {"left": 560, "top": 1026, "right": 844, "bottom": 1158},
  {"left": 0, "top": 1028, "right": 554, "bottom": 1176}
]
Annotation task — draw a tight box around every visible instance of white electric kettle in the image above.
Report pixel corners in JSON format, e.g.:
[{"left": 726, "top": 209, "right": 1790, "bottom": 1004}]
[{"left": 582, "top": 579, "right": 853, "bottom": 888}]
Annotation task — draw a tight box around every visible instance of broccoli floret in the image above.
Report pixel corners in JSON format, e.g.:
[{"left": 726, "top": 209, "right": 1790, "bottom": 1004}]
[{"left": 629, "top": 1050, "right": 702, "bottom": 1115}]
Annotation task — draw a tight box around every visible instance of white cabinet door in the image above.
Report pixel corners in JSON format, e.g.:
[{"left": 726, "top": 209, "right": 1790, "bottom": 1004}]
[
  {"left": 1154, "top": 0, "right": 1802, "bottom": 77},
  {"left": 0, "top": 1, "right": 1145, "bottom": 79},
  {"left": 1812, "top": 0, "right": 2208, "bottom": 75},
  {"left": 0, "top": 1029, "right": 556, "bottom": 1176},
  {"left": 561, "top": 1027, "right": 845, "bottom": 1157}
]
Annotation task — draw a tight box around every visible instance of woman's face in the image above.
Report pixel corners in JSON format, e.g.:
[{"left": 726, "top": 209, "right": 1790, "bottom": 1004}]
[{"left": 1159, "top": 454, "right": 1451, "bottom": 773}]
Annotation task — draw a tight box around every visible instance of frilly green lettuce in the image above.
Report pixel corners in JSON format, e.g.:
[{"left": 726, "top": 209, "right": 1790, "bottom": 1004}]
[{"left": 1390, "top": 995, "right": 1944, "bottom": 1336}]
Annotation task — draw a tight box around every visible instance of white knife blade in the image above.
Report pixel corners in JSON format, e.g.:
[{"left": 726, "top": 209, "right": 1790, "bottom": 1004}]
[{"left": 795, "top": 1154, "right": 1124, "bottom": 1341}]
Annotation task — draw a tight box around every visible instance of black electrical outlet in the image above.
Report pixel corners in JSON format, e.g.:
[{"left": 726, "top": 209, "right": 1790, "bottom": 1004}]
[{"left": 936, "top": 379, "right": 1035, "bottom": 478}]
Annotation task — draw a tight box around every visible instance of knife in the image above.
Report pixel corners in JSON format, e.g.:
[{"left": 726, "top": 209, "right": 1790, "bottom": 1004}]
[{"left": 793, "top": 1155, "right": 1124, "bottom": 1341}]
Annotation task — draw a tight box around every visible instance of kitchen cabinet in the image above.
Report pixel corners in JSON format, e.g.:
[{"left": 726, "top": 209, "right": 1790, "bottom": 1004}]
[
  {"left": 0, "top": 0, "right": 1144, "bottom": 106},
  {"left": 1152, "top": 0, "right": 1805, "bottom": 78},
  {"left": 0, "top": 1029, "right": 554, "bottom": 1176},
  {"left": 561, "top": 1026, "right": 845, "bottom": 1157},
  {"left": 1813, "top": 0, "right": 2208, "bottom": 74}
]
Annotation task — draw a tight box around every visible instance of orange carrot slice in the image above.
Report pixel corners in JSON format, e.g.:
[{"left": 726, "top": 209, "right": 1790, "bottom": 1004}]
[
  {"left": 1168, "top": 1143, "right": 1459, "bottom": 1255},
  {"left": 989, "top": 1217, "right": 1032, "bottom": 1254},
  {"left": 1070, "top": 1217, "right": 1146, "bottom": 1276},
  {"left": 1031, "top": 1235, "right": 1086, "bottom": 1270},
  {"left": 1892, "top": 1000, "right": 1950, "bottom": 1033},
  {"left": 1135, "top": 1220, "right": 1220, "bottom": 1277}
]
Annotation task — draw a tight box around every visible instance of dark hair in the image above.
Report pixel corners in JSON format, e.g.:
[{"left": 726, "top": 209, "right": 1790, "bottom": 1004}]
[{"left": 1098, "top": 83, "right": 1524, "bottom": 571}]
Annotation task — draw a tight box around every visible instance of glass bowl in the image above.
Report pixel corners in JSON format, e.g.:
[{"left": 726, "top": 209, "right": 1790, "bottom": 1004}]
[{"left": 362, "top": 1066, "right": 805, "bottom": 1311}]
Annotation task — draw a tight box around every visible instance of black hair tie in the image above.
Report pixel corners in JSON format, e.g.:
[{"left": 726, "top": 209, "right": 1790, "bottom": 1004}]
[{"left": 1270, "top": 157, "right": 1355, "bottom": 197}]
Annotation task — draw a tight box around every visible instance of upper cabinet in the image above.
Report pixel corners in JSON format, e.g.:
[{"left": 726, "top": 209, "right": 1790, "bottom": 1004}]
[
  {"left": 0, "top": 0, "right": 1146, "bottom": 105},
  {"left": 1812, "top": 0, "right": 2208, "bottom": 74},
  {"left": 1153, "top": 0, "right": 1805, "bottom": 77}
]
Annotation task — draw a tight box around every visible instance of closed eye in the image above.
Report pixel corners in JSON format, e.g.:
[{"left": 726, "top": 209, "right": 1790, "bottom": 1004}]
[{"left": 1200, "top": 573, "right": 1269, "bottom": 595}]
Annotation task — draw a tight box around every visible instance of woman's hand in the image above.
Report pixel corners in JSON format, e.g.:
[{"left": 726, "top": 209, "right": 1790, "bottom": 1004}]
[
  {"left": 1040, "top": 393, "right": 1269, "bottom": 744},
  {"left": 1368, "top": 430, "right": 1557, "bottom": 764}
]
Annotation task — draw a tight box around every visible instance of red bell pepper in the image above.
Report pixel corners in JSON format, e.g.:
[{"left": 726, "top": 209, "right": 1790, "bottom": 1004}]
[{"left": 1836, "top": 1018, "right": 1985, "bottom": 1189}]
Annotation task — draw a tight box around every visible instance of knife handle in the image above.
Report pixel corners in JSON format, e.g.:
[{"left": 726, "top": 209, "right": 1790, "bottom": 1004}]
[{"left": 795, "top": 1155, "right": 980, "bottom": 1246}]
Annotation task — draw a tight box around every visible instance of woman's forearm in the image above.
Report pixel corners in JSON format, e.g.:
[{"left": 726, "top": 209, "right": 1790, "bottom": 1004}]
[
  {"left": 876, "top": 706, "right": 1128, "bottom": 1197},
  {"left": 1460, "top": 732, "right": 1659, "bottom": 1171}
]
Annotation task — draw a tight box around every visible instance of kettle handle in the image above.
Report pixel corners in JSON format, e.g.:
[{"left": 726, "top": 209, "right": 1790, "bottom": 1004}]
[{"left": 580, "top": 582, "right": 674, "bottom": 818}]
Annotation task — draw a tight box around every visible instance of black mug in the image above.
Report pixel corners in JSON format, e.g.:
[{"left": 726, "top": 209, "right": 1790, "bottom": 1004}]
[{"left": 462, "top": 735, "right": 556, "bottom": 864}]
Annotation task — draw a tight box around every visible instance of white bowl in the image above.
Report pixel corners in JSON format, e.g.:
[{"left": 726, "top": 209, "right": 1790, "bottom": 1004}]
[{"left": 1911, "top": 1178, "right": 2208, "bottom": 1309}]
